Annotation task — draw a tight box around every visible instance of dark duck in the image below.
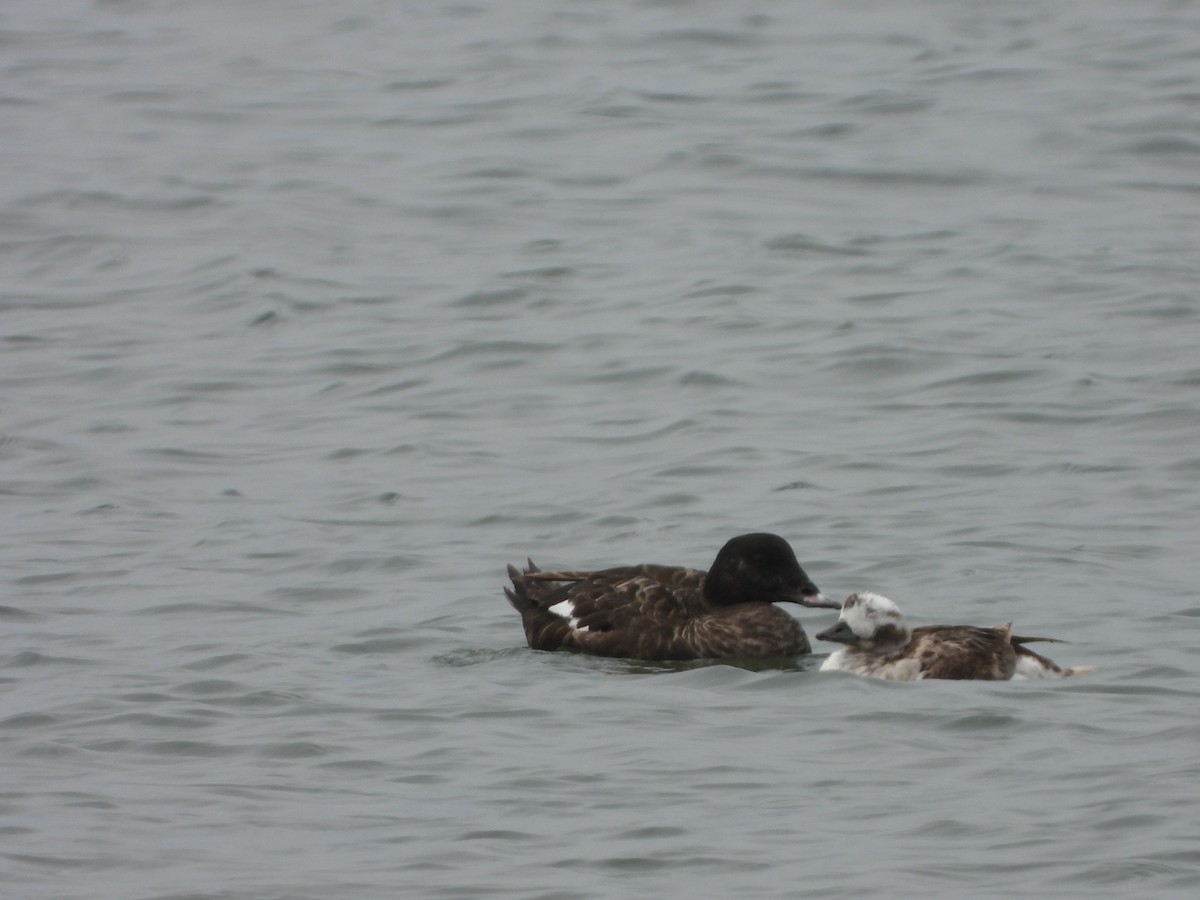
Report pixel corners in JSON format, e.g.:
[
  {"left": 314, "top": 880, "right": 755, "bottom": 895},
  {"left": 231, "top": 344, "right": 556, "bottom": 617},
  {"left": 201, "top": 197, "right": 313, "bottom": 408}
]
[{"left": 506, "top": 533, "right": 839, "bottom": 661}]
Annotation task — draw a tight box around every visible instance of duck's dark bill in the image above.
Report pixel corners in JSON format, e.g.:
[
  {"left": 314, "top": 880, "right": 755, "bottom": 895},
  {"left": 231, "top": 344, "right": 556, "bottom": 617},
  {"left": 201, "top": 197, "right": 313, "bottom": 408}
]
[{"left": 817, "top": 621, "right": 856, "bottom": 643}]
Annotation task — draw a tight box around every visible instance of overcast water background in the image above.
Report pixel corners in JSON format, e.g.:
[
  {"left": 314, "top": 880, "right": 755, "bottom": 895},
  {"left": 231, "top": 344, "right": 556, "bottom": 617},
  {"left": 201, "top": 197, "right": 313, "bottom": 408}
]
[{"left": 4, "top": 1, "right": 1200, "bottom": 898}]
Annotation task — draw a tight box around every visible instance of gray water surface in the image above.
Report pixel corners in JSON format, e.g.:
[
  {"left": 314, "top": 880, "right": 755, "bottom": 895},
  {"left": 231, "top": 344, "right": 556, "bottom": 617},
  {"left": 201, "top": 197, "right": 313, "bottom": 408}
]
[{"left": 3, "top": 1, "right": 1200, "bottom": 898}]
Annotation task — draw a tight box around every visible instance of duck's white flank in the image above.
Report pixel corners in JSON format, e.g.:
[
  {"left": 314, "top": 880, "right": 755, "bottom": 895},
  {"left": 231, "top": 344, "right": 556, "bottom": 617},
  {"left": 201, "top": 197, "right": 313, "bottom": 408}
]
[
  {"left": 1013, "top": 654, "right": 1095, "bottom": 679},
  {"left": 1014, "top": 654, "right": 1056, "bottom": 679}
]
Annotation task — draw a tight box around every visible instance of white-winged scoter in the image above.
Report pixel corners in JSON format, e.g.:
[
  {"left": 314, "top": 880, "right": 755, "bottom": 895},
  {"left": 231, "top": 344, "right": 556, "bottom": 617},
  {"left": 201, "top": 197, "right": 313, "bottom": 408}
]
[{"left": 506, "top": 533, "right": 839, "bottom": 661}]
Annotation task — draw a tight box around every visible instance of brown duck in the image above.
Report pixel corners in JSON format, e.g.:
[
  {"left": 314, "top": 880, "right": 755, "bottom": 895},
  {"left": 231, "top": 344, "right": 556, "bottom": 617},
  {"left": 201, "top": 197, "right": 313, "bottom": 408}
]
[{"left": 506, "top": 532, "right": 839, "bottom": 661}]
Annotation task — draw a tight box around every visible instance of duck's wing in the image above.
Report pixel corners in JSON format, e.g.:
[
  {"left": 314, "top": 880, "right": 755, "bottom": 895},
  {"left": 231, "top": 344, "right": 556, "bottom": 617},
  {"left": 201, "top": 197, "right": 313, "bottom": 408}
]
[
  {"left": 909, "top": 625, "right": 1017, "bottom": 680},
  {"left": 507, "top": 563, "right": 705, "bottom": 651},
  {"left": 545, "top": 564, "right": 705, "bottom": 630}
]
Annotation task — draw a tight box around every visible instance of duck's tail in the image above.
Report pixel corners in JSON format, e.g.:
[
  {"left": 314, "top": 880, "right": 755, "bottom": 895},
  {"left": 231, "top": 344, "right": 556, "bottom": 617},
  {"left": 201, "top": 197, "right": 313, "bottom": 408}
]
[
  {"left": 1010, "top": 634, "right": 1067, "bottom": 645},
  {"left": 1013, "top": 633, "right": 1094, "bottom": 676},
  {"left": 505, "top": 560, "right": 578, "bottom": 652},
  {"left": 1012, "top": 640, "right": 1094, "bottom": 678},
  {"left": 504, "top": 559, "right": 540, "bottom": 614}
]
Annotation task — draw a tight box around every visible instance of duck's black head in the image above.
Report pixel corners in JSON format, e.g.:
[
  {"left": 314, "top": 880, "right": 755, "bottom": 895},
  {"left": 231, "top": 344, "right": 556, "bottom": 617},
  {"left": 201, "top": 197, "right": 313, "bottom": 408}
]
[{"left": 704, "top": 533, "right": 838, "bottom": 609}]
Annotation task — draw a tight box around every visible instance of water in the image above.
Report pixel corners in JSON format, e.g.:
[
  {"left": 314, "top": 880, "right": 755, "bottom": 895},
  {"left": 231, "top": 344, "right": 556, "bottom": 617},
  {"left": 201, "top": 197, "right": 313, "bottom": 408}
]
[{"left": 3, "top": 0, "right": 1200, "bottom": 897}]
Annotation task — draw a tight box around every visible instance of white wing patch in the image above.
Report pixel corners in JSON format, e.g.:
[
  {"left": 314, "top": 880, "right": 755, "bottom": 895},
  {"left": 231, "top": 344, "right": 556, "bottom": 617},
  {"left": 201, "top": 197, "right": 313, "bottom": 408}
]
[{"left": 547, "top": 599, "right": 590, "bottom": 632}]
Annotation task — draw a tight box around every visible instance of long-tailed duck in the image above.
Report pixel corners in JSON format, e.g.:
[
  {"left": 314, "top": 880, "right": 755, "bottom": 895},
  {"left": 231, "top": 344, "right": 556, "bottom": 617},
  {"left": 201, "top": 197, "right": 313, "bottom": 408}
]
[
  {"left": 505, "top": 533, "right": 840, "bottom": 660},
  {"left": 817, "top": 591, "right": 1090, "bottom": 680}
]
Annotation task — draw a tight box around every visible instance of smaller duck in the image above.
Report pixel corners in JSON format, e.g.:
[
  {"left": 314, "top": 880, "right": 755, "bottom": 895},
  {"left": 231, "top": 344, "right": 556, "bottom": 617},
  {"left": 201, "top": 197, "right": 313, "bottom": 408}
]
[
  {"left": 506, "top": 533, "right": 840, "bottom": 661},
  {"left": 817, "top": 591, "right": 1090, "bottom": 681}
]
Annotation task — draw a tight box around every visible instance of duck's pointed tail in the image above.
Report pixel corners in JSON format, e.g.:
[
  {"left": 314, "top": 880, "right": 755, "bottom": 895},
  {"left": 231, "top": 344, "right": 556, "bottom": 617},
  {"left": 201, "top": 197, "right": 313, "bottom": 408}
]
[{"left": 1013, "top": 641, "right": 1094, "bottom": 678}]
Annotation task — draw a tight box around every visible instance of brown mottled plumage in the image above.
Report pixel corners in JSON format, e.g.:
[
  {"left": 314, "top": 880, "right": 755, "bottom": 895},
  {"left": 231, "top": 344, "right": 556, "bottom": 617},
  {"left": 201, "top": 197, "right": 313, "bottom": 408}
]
[
  {"left": 505, "top": 533, "right": 839, "bottom": 661},
  {"left": 818, "top": 591, "right": 1089, "bottom": 680}
]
